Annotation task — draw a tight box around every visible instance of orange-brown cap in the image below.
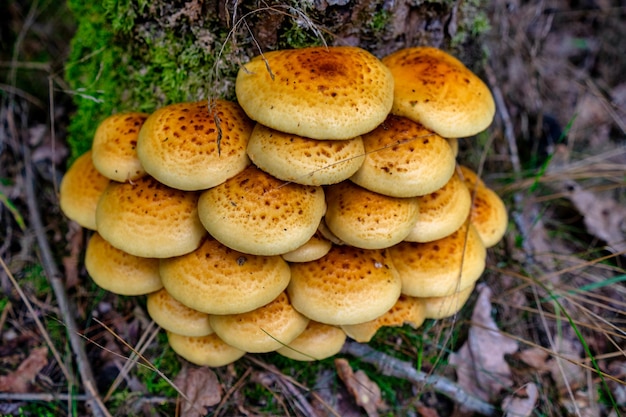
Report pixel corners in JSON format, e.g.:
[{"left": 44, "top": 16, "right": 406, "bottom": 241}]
[
  {"left": 91, "top": 112, "right": 149, "bottom": 182},
  {"left": 468, "top": 184, "right": 508, "bottom": 248},
  {"left": 422, "top": 284, "right": 475, "bottom": 319},
  {"left": 209, "top": 292, "right": 310, "bottom": 353},
  {"left": 247, "top": 123, "right": 365, "bottom": 186},
  {"left": 276, "top": 321, "right": 346, "bottom": 361},
  {"left": 382, "top": 47, "right": 495, "bottom": 138},
  {"left": 324, "top": 181, "right": 420, "bottom": 249},
  {"left": 96, "top": 176, "right": 205, "bottom": 258},
  {"left": 198, "top": 165, "right": 326, "bottom": 256},
  {"left": 281, "top": 230, "right": 332, "bottom": 263},
  {"left": 137, "top": 100, "right": 253, "bottom": 191},
  {"left": 166, "top": 332, "right": 245, "bottom": 367},
  {"left": 350, "top": 115, "right": 456, "bottom": 197},
  {"left": 85, "top": 232, "right": 162, "bottom": 296},
  {"left": 160, "top": 237, "right": 291, "bottom": 315},
  {"left": 59, "top": 151, "right": 110, "bottom": 230},
  {"left": 341, "top": 294, "right": 426, "bottom": 343},
  {"left": 236, "top": 46, "right": 394, "bottom": 140},
  {"left": 389, "top": 222, "right": 486, "bottom": 297},
  {"left": 147, "top": 288, "right": 213, "bottom": 337},
  {"left": 288, "top": 245, "right": 402, "bottom": 325}
]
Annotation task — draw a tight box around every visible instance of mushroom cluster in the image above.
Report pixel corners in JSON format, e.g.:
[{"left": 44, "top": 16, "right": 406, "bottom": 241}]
[{"left": 60, "top": 46, "right": 507, "bottom": 367}]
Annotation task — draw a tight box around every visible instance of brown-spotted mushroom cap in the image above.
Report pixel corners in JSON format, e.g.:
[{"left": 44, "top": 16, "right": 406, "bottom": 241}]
[
  {"left": 198, "top": 165, "right": 326, "bottom": 256},
  {"left": 457, "top": 165, "right": 485, "bottom": 189},
  {"left": 324, "top": 181, "right": 420, "bottom": 249},
  {"left": 276, "top": 321, "right": 346, "bottom": 361},
  {"left": 209, "top": 292, "right": 310, "bottom": 353},
  {"left": 288, "top": 245, "right": 402, "bottom": 325},
  {"left": 405, "top": 171, "right": 472, "bottom": 242},
  {"left": 468, "top": 183, "right": 508, "bottom": 248},
  {"left": 247, "top": 123, "right": 365, "bottom": 186},
  {"left": 389, "top": 222, "right": 486, "bottom": 297},
  {"left": 341, "top": 294, "right": 426, "bottom": 343},
  {"left": 85, "top": 232, "right": 162, "bottom": 296},
  {"left": 59, "top": 150, "right": 110, "bottom": 230},
  {"left": 422, "top": 284, "right": 475, "bottom": 319},
  {"left": 147, "top": 288, "right": 212, "bottom": 337},
  {"left": 235, "top": 46, "right": 394, "bottom": 140},
  {"left": 160, "top": 237, "right": 291, "bottom": 315},
  {"left": 136, "top": 100, "right": 253, "bottom": 191},
  {"left": 91, "top": 112, "right": 149, "bottom": 182},
  {"left": 350, "top": 115, "right": 456, "bottom": 197},
  {"left": 382, "top": 47, "right": 495, "bottom": 138},
  {"left": 96, "top": 175, "right": 205, "bottom": 258},
  {"left": 166, "top": 331, "right": 245, "bottom": 367},
  {"left": 281, "top": 230, "right": 332, "bottom": 263}
]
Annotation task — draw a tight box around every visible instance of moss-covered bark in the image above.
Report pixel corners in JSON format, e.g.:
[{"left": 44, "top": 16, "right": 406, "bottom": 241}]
[{"left": 64, "top": 0, "right": 491, "bottom": 159}]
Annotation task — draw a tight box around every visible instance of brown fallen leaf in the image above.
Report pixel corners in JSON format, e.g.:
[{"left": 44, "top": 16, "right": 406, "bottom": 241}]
[
  {"left": 335, "top": 358, "right": 386, "bottom": 417},
  {"left": 174, "top": 365, "right": 222, "bottom": 417},
  {"left": 502, "top": 383, "right": 539, "bottom": 417},
  {"left": 0, "top": 346, "right": 48, "bottom": 393},
  {"left": 449, "top": 285, "right": 519, "bottom": 407}
]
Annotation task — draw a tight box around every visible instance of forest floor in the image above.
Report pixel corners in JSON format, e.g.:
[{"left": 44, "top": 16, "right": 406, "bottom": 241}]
[{"left": 0, "top": 0, "right": 625, "bottom": 416}]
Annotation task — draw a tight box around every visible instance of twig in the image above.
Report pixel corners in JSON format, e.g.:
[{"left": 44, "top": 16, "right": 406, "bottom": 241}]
[
  {"left": 340, "top": 341, "right": 497, "bottom": 416},
  {"left": 21, "top": 140, "right": 110, "bottom": 417}
]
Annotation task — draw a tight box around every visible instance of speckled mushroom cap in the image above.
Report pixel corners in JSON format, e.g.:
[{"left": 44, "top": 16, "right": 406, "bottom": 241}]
[
  {"left": 160, "top": 237, "right": 291, "bottom": 315},
  {"left": 59, "top": 151, "right": 110, "bottom": 230},
  {"left": 349, "top": 115, "right": 456, "bottom": 197},
  {"left": 96, "top": 175, "right": 205, "bottom": 258},
  {"left": 209, "top": 292, "right": 310, "bottom": 354},
  {"left": 198, "top": 165, "right": 326, "bottom": 256},
  {"left": 85, "top": 232, "right": 162, "bottom": 296},
  {"left": 147, "top": 288, "right": 213, "bottom": 337},
  {"left": 166, "top": 332, "right": 245, "bottom": 368},
  {"left": 235, "top": 46, "right": 394, "bottom": 140},
  {"left": 382, "top": 47, "right": 495, "bottom": 138},
  {"left": 458, "top": 165, "right": 485, "bottom": 189},
  {"left": 389, "top": 222, "right": 486, "bottom": 298},
  {"left": 422, "top": 284, "right": 475, "bottom": 319},
  {"left": 276, "top": 321, "right": 346, "bottom": 361},
  {"left": 324, "top": 181, "right": 420, "bottom": 249},
  {"left": 136, "top": 100, "right": 253, "bottom": 191},
  {"left": 281, "top": 230, "right": 332, "bottom": 263},
  {"left": 246, "top": 123, "right": 365, "bottom": 186},
  {"left": 91, "top": 112, "right": 149, "bottom": 182},
  {"left": 341, "top": 294, "right": 426, "bottom": 343},
  {"left": 288, "top": 245, "right": 402, "bottom": 325},
  {"left": 467, "top": 182, "right": 508, "bottom": 248},
  {"left": 405, "top": 171, "right": 472, "bottom": 242}
]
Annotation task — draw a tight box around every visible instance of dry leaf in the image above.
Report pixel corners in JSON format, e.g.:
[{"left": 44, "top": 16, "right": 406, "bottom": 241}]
[
  {"left": 174, "top": 365, "right": 222, "bottom": 417},
  {"left": 449, "top": 285, "right": 518, "bottom": 407},
  {"left": 0, "top": 346, "right": 48, "bottom": 393},
  {"left": 335, "top": 358, "right": 386, "bottom": 417},
  {"left": 548, "top": 335, "right": 585, "bottom": 395},
  {"left": 502, "top": 383, "right": 539, "bottom": 417}
]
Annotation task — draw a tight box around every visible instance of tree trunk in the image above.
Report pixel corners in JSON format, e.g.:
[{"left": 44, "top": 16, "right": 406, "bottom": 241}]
[{"left": 65, "top": 0, "right": 490, "bottom": 158}]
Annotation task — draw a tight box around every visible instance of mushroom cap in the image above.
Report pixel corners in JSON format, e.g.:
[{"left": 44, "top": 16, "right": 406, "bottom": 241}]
[
  {"left": 324, "top": 181, "right": 420, "bottom": 249},
  {"left": 422, "top": 284, "right": 475, "bottom": 319},
  {"left": 91, "top": 112, "right": 149, "bottom": 182},
  {"left": 468, "top": 184, "right": 508, "bottom": 248},
  {"left": 288, "top": 245, "right": 402, "bottom": 325},
  {"left": 389, "top": 222, "right": 486, "bottom": 297},
  {"left": 136, "top": 100, "right": 253, "bottom": 191},
  {"left": 85, "top": 232, "right": 162, "bottom": 296},
  {"left": 160, "top": 237, "right": 291, "bottom": 315},
  {"left": 235, "top": 46, "right": 394, "bottom": 140},
  {"left": 166, "top": 331, "right": 245, "bottom": 367},
  {"left": 96, "top": 175, "right": 205, "bottom": 258},
  {"left": 382, "top": 47, "right": 495, "bottom": 138},
  {"left": 281, "top": 231, "right": 332, "bottom": 263},
  {"left": 349, "top": 115, "right": 456, "bottom": 197},
  {"left": 405, "top": 171, "right": 472, "bottom": 242},
  {"left": 247, "top": 123, "right": 365, "bottom": 186},
  {"left": 59, "top": 151, "right": 110, "bottom": 230},
  {"left": 341, "top": 294, "right": 426, "bottom": 343},
  {"left": 209, "top": 292, "right": 310, "bottom": 353},
  {"left": 198, "top": 165, "right": 326, "bottom": 256},
  {"left": 458, "top": 165, "right": 485, "bottom": 189},
  {"left": 276, "top": 321, "right": 346, "bottom": 361},
  {"left": 147, "top": 288, "right": 213, "bottom": 337}
]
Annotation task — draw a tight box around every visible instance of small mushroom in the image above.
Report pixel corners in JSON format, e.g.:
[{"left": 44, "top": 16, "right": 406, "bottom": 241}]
[
  {"left": 276, "top": 321, "right": 347, "bottom": 361},
  {"left": 422, "top": 284, "right": 475, "bottom": 319},
  {"left": 166, "top": 332, "right": 245, "bottom": 367},
  {"left": 147, "top": 288, "right": 213, "bottom": 337}
]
